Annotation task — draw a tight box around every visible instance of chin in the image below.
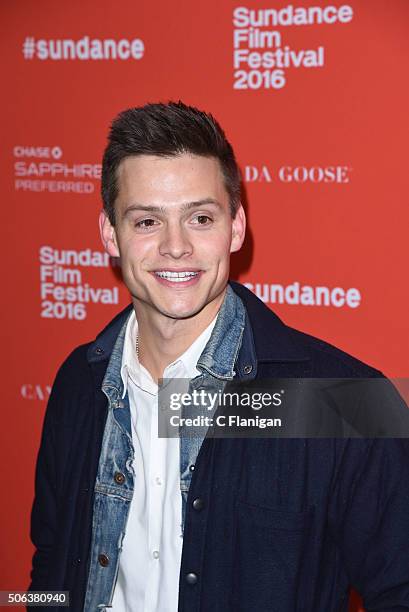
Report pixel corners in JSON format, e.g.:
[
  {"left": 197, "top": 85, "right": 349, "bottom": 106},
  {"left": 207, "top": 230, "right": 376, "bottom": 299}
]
[
  {"left": 161, "top": 306, "right": 204, "bottom": 320},
  {"left": 160, "top": 287, "right": 226, "bottom": 321},
  {"left": 158, "top": 297, "right": 210, "bottom": 320}
]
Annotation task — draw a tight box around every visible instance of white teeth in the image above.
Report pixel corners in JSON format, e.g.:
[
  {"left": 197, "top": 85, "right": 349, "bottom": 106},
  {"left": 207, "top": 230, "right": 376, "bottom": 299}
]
[{"left": 155, "top": 271, "right": 199, "bottom": 282}]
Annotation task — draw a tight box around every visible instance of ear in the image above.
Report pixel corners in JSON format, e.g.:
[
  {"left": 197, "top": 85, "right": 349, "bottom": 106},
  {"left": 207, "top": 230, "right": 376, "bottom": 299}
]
[
  {"left": 230, "top": 204, "right": 246, "bottom": 253},
  {"left": 99, "top": 210, "right": 120, "bottom": 258}
]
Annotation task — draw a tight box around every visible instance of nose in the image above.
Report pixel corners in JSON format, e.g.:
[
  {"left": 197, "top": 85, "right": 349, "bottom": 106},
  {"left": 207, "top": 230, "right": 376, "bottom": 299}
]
[{"left": 159, "top": 221, "right": 193, "bottom": 259}]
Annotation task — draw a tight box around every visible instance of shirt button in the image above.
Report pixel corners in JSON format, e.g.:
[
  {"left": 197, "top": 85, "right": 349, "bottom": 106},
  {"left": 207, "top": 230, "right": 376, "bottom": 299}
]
[
  {"left": 152, "top": 550, "right": 160, "bottom": 559},
  {"left": 185, "top": 572, "right": 198, "bottom": 585},
  {"left": 192, "top": 498, "right": 204, "bottom": 511},
  {"left": 155, "top": 476, "right": 162, "bottom": 485},
  {"left": 114, "top": 472, "right": 125, "bottom": 485},
  {"left": 243, "top": 364, "right": 253, "bottom": 374},
  {"left": 98, "top": 553, "right": 109, "bottom": 567}
]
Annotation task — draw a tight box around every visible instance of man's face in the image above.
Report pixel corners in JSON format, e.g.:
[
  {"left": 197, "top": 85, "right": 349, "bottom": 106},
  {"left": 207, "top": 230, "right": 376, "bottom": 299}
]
[{"left": 100, "top": 153, "right": 245, "bottom": 324}]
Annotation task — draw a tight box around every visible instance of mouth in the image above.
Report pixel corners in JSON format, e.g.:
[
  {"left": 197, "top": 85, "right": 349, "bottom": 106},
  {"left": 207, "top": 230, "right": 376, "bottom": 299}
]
[{"left": 153, "top": 270, "right": 201, "bottom": 285}]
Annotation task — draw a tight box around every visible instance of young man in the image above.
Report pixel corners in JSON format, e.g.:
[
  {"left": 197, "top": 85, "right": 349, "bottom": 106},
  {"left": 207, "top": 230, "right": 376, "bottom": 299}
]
[{"left": 30, "top": 102, "right": 409, "bottom": 611}]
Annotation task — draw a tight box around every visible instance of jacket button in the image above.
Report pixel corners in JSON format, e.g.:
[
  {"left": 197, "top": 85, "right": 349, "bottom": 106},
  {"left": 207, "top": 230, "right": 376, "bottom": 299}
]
[
  {"left": 98, "top": 553, "right": 109, "bottom": 567},
  {"left": 185, "top": 572, "right": 198, "bottom": 585},
  {"left": 114, "top": 472, "right": 125, "bottom": 485},
  {"left": 95, "top": 347, "right": 104, "bottom": 355},
  {"left": 243, "top": 364, "right": 253, "bottom": 374},
  {"left": 192, "top": 498, "right": 204, "bottom": 511}
]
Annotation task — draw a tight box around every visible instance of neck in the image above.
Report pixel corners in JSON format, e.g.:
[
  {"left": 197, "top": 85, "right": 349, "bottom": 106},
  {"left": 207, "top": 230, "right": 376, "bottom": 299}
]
[{"left": 133, "top": 292, "right": 225, "bottom": 382}]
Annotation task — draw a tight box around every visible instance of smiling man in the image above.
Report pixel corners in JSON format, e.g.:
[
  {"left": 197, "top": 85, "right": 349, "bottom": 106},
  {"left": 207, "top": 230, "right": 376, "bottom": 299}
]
[
  {"left": 100, "top": 151, "right": 245, "bottom": 382},
  {"left": 30, "top": 102, "right": 409, "bottom": 612}
]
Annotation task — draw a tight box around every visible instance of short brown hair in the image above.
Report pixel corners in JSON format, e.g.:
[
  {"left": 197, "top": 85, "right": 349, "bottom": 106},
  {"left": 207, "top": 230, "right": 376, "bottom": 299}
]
[{"left": 101, "top": 101, "right": 241, "bottom": 224}]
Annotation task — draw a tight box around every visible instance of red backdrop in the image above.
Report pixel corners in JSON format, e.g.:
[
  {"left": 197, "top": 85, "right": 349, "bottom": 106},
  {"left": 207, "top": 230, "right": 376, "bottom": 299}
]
[{"left": 2, "top": 1, "right": 408, "bottom": 610}]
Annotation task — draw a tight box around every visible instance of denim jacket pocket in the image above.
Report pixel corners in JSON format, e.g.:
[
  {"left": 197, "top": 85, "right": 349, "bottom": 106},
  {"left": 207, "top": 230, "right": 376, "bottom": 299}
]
[{"left": 232, "top": 500, "right": 314, "bottom": 612}]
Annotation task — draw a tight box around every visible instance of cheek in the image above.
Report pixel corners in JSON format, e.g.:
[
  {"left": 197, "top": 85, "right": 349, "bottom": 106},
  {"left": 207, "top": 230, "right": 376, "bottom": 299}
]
[
  {"left": 120, "top": 236, "right": 152, "bottom": 264},
  {"left": 215, "top": 237, "right": 233, "bottom": 260},
  {"left": 197, "top": 232, "right": 232, "bottom": 256}
]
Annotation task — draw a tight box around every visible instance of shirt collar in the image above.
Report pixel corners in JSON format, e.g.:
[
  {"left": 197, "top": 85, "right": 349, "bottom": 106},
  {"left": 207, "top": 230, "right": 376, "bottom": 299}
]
[{"left": 120, "top": 310, "right": 217, "bottom": 398}]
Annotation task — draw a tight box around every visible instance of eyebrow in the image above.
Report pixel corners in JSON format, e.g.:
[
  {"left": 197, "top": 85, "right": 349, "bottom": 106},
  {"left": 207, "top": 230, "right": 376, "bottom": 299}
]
[{"left": 122, "top": 198, "right": 222, "bottom": 219}]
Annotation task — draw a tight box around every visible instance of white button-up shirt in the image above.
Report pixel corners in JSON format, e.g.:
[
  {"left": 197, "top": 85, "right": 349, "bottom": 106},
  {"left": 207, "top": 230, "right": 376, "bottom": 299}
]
[{"left": 111, "top": 311, "right": 216, "bottom": 612}]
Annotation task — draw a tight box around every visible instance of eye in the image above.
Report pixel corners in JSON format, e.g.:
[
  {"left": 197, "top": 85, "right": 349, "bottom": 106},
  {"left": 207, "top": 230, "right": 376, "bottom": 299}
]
[
  {"left": 192, "top": 214, "right": 212, "bottom": 225},
  {"left": 135, "top": 218, "right": 158, "bottom": 229}
]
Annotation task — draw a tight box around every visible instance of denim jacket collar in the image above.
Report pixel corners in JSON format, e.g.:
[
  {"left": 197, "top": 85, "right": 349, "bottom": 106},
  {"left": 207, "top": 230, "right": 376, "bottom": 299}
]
[
  {"left": 196, "top": 284, "right": 246, "bottom": 380},
  {"left": 86, "top": 281, "right": 311, "bottom": 373},
  {"left": 95, "top": 284, "right": 246, "bottom": 397},
  {"left": 100, "top": 310, "right": 130, "bottom": 398}
]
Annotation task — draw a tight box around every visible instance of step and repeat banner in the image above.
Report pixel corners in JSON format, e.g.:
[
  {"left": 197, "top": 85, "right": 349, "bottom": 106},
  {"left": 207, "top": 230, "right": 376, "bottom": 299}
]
[{"left": 2, "top": 1, "right": 408, "bottom": 609}]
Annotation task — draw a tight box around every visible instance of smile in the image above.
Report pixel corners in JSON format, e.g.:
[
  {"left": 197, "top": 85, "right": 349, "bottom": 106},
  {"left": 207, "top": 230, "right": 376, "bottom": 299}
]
[{"left": 154, "top": 270, "right": 200, "bottom": 283}]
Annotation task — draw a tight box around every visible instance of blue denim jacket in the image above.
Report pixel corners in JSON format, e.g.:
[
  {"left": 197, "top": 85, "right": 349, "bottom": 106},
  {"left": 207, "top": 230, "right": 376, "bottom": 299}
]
[{"left": 83, "top": 286, "right": 246, "bottom": 611}]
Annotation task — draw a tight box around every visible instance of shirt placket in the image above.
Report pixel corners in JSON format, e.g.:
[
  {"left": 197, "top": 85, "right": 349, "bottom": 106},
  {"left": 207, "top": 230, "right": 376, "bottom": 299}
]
[
  {"left": 179, "top": 373, "right": 228, "bottom": 529},
  {"left": 144, "top": 387, "right": 162, "bottom": 612}
]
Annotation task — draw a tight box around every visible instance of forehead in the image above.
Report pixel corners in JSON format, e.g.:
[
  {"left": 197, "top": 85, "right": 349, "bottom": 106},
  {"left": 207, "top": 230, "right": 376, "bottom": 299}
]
[{"left": 115, "top": 153, "right": 228, "bottom": 207}]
